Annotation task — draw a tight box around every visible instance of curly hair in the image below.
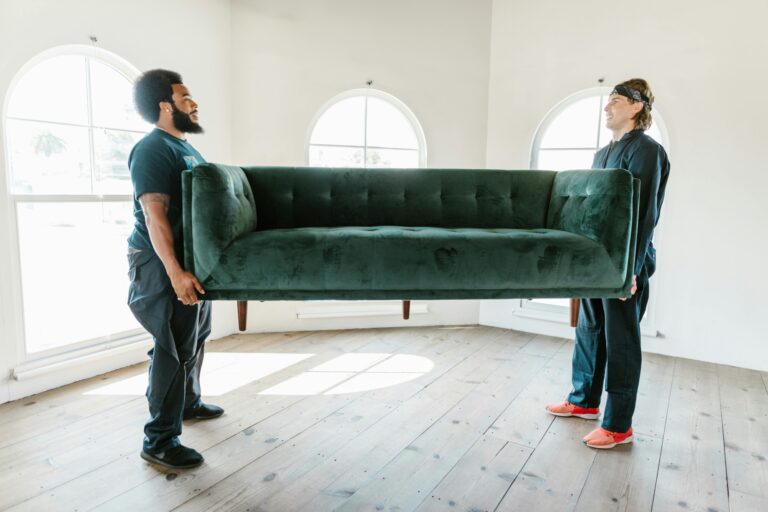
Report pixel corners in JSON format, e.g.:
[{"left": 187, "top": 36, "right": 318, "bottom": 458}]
[
  {"left": 614, "top": 78, "right": 654, "bottom": 130},
  {"left": 133, "top": 69, "right": 183, "bottom": 123}
]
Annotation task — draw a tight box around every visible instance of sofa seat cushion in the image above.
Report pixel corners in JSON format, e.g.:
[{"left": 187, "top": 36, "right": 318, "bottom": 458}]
[{"left": 205, "top": 226, "right": 623, "bottom": 293}]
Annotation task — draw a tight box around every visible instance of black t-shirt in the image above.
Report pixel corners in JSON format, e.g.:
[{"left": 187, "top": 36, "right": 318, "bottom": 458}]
[{"left": 127, "top": 128, "right": 205, "bottom": 259}]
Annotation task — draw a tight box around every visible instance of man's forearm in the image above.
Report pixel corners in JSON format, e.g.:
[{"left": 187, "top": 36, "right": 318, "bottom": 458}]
[
  {"left": 140, "top": 193, "right": 183, "bottom": 279},
  {"left": 147, "top": 217, "right": 183, "bottom": 278}
]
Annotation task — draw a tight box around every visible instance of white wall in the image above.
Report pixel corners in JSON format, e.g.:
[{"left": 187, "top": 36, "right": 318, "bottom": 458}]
[
  {"left": 230, "top": 0, "right": 491, "bottom": 168},
  {"left": 481, "top": 0, "right": 768, "bottom": 371},
  {"left": 226, "top": 0, "right": 492, "bottom": 332},
  {"left": 0, "top": 0, "right": 236, "bottom": 402}
]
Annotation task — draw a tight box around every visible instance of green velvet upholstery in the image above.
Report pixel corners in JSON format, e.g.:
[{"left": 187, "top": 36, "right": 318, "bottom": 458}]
[
  {"left": 182, "top": 165, "right": 639, "bottom": 301},
  {"left": 547, "top": 170, "right": 636, "bottom": 278},
  {"left": 244, "top": 167, "right": 554, "bottom": 230}
]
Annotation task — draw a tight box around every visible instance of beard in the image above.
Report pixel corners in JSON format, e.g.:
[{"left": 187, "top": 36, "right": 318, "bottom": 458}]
[{"left": 171, "top": 104, "right": 204, "bottom": 134}]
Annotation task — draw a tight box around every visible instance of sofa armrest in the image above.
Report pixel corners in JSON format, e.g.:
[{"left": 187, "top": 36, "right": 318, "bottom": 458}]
[
  {"left": 546, "top": 169, "right": 639, "bottom": 295},
  {"left": 182, "top": 163, "right": 257, "bottom": 282}
]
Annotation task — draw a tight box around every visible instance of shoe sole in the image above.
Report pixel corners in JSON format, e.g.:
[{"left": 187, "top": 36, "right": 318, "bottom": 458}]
[
  {"left": 140, "top": 450, "right": 204, "bottom": 469},
  {"left": 583, "top": 435, "right": 634, "bottom": 449},
  {"left": 183, "top": 411, "right": 224, "bottom": 421},
  {"left": 546, "top": 409, "right": 600, "bottom": 420}
]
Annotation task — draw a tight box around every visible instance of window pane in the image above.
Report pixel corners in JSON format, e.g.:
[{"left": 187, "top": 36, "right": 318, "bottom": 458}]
[
  {"left": 365, "top": 97, "right": 418, "bottom": 149},
  {"left": 6, "top": 119, "right": 91, "bottom": 194},
  {"left": 16, "top": 201, "right": 141, "bottom": 353},
  {"left": 540, "top": 96, "right": 601, "bottom": 149},
  {"left": 6, "top": 55, "right": 89, "bottom": 125},
  {"left": 310, "top": 97, "right": 365, "bottom": 146},
  {"left": 90, "top": 59, "right": 150, "bottom": 131},
  {"left": 366, "top": 148, "right": 419, "bottom": 168},
  {"left": 536, "top": 149, "right": 596, "bottom": 171},
  {"left": 598, "top": 95, "right": 612, "bottom": 147},
  {"left": 309, "top": 145, "right": 365, "bottom": 167},
  {"left": 94, "top": 129, "right": 144, "bottom": 195}
]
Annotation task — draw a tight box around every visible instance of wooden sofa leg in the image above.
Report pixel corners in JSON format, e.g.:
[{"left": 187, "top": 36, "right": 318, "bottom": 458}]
[
  {"left": 569, "top": 298, "right": 579, "bottom": 328},
  {"left": 402, "top": 300, "right": 410, "bottom": 320},
  {"left": 237, "top": 300, "right": 248, "bottom": 331}
]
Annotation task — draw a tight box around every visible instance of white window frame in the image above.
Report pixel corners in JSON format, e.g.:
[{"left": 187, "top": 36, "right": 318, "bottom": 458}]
[
  {"left": 520, "top": 86, "right": 671, "bottom": 337},
  {"left": 305, "top": 88, "right": 428, "bottom": 168},
  {"left": 2, "top": 45, "right": 149, "bottom": 368}
]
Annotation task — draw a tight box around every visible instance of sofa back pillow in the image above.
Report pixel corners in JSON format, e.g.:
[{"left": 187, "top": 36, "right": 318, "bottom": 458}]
[{"left": 242, "top": 166, "right": 556, "bottom": 230}]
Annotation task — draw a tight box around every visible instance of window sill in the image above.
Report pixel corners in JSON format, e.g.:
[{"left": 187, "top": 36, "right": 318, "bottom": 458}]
[{"left": 12, "top": 333, "right": 152, "bottom": 381}]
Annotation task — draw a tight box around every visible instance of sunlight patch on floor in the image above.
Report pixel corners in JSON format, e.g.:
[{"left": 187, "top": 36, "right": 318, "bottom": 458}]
[
  {"left": 83, "top": 352, "right": 434, "bottom": 397},
  {"left": 259, "top": 353, "right": 434, "bottom": 396},
  {"left": 83, "top": 352, "right": 313, "bottom": 396}
]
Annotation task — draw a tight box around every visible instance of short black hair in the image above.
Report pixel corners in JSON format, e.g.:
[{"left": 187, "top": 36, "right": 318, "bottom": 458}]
[{"left": 133, "top": 69, "right": 183, "bottom": 123}]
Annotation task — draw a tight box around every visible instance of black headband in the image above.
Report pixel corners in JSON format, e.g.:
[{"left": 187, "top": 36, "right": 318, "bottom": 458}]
[{"left": 611, "top": 85, "right": 652, "bottom": 111}]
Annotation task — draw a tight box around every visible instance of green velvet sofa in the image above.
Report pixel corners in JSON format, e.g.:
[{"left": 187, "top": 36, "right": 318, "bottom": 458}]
[{"left": 182, "top": 164, "right": 639, "bottom": 330}]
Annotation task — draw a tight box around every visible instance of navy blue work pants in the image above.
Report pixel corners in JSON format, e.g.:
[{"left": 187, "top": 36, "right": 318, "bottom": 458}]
[
  {"left": 567, "top": 265, "right": 652, "bottom": 432},
  {"left": 127, "top": 248, "right": 211, "bottom": 453}
]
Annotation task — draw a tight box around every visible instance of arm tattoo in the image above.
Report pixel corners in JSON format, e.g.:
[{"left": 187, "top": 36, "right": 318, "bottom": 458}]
[{"left": 139, "top": 193, "right": 170, "bottom": 222}]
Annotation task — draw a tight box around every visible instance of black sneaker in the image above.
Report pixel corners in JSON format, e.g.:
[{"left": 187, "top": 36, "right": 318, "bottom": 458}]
[
  {"left": 140, "top": 445, "right": 204, "bottom": 469},
  {"left": 183, "top": 403, "right": 225, "bottom": 420}
]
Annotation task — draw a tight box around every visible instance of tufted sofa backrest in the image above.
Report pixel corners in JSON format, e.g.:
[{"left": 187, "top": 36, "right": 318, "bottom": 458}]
[{"left": 243, "top": 166, "right": 557, "bottom": 230}]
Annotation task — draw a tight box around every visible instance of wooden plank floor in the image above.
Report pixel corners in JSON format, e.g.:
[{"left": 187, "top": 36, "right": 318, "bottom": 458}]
[{"left": 1, "top": 326, "right": 766, "bottom": 512}]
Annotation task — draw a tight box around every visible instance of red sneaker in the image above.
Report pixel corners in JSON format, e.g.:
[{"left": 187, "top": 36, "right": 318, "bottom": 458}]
[
  {"left": 545, "top": 401, "right": 600, "bottom": 420},
  {"left": 583, "top": 427, "right": 633, "bottom": 449}
]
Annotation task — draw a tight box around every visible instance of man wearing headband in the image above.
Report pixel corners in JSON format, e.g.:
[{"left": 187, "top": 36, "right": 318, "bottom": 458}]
[{"left": 547, "top": 78, "right": 671, "bottom": 449}]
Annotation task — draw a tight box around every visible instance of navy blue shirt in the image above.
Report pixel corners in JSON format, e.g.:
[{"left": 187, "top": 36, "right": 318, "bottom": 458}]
[
  {"left": 593, "top": 129, "right": 670, "bottom": 276},
  {"left": 127, "top": 129, "right": 205, "bottom": 259}
]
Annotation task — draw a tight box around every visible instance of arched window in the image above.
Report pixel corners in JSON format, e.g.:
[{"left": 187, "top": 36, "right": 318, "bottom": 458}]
[
  {"left": 307, "top": 88, "right": 426, "bottom": 168},
  {"left": 3, "top": 46, "right": 151, "bottom": 355},
  {"left": 526, "top": 87, "right": 668, "bottom": 330}
]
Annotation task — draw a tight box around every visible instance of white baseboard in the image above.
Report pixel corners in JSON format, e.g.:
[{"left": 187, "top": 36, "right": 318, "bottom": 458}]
[
  {"left": 236, "top": 300, "right": 479, "bottom": 333},
  {"left": 478, "top": 299, "right": 660, "bottom": 341},
  {"left": 296, "top": 302, "right": 429, "bottom": 319}
]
